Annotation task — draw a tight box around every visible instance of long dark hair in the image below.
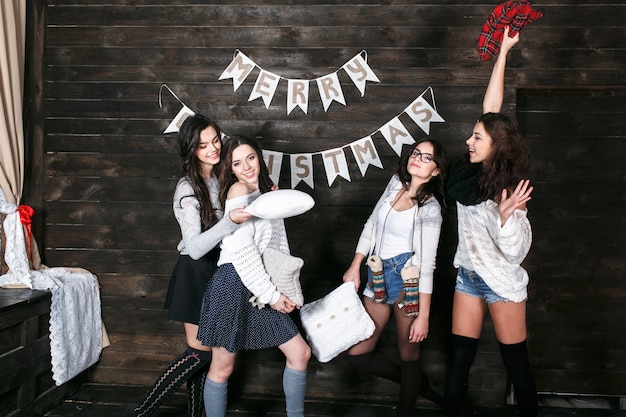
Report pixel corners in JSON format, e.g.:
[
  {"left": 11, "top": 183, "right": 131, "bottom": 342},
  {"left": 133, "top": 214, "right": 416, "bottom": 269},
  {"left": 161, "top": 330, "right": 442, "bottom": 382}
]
[
  {"left": 217, "top": 135, "right": 274, "bottom": 207},
  {"left": 476, "top": 112, "right": 530, "bottom": 202},
  {"left": 177, "top": 114, "right": 222, "bottom": 231},
  {"left": 396, "top": 139, "right": 448, "bottom": 214}
]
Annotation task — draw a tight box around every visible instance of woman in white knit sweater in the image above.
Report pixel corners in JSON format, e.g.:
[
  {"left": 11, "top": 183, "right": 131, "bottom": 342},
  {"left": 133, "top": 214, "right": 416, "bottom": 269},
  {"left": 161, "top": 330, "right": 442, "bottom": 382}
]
[
  {"left": 343, "top": 139, "right": 448, "bottom": 417},
  {"left": 128, "top": 115, "right": 252, "bottom": 417},
  {"left": 444, "top": 27, "right": 537, "bottom": 417},
  {"left": 197, "top": 135, "right": 311, "bottom": 417}
]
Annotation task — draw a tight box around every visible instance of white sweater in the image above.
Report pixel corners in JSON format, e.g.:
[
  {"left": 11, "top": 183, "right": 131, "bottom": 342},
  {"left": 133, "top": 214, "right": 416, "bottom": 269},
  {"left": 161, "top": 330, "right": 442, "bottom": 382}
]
[
  {"left": 355, "top": 175, "right": 443, "bottom": 294},
  {"left": 219, "top": 191, "right": 290, "bottom": 306},
  {"left": 453, "top": 200, "right": 532, "bottom": 302}
]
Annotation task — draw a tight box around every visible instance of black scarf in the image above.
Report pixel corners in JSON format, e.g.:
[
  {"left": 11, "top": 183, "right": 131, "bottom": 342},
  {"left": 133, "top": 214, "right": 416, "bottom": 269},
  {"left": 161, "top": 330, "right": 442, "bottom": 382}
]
[{"left": 446, "top": 157, "right": 485, "bottom": 206}]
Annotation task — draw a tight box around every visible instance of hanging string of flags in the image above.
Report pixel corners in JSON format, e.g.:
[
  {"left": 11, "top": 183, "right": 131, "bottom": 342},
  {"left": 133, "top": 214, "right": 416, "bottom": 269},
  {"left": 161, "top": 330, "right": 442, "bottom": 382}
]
[
  {"left": 218, "top": 49, "right": 380, "bottom": 114},
  {"left": 159, "top": 84, "right": 445, "bottom": 189}
]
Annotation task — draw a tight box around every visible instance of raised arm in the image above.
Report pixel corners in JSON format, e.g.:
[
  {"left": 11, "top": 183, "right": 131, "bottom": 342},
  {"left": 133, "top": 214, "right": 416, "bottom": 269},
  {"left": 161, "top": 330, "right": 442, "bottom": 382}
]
[{"left": 483, "top": 26, "right": 520, "bottom": 114}]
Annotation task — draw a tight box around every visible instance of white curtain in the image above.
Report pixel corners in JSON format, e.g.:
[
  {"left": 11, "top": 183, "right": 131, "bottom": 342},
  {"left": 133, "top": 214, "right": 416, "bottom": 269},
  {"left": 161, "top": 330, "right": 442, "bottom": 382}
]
[{"left": 0, "top": 0, "right": 26, "bottom": 206}]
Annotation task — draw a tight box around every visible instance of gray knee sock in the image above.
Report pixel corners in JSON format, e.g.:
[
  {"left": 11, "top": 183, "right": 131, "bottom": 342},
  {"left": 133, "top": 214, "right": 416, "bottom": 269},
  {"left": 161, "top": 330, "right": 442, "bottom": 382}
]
[
  {"left": 203, "top": 378, "right": 227, "bottom": 417},
  {"left": 283, "top": 367, "right": 307, "bottom": 417}
]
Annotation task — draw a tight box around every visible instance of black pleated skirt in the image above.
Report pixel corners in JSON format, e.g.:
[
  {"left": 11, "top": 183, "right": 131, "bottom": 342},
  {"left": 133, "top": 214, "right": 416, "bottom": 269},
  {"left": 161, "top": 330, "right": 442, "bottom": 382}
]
[{"left": 164, "top": 250, "right": 219, "bottom": 324}]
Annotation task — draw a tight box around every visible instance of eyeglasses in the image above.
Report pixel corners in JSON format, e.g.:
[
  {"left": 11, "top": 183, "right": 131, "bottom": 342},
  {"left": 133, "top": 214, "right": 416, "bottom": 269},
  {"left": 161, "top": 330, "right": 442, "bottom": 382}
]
[{"left": 409, "top": 149, "right": 434, "bottom": 163}]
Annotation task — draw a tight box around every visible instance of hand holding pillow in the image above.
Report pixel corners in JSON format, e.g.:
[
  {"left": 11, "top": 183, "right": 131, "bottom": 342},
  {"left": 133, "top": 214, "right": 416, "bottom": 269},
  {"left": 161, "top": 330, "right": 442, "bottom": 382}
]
[{"left": 244, "top": 189, "right": 315, "bottom": 219}]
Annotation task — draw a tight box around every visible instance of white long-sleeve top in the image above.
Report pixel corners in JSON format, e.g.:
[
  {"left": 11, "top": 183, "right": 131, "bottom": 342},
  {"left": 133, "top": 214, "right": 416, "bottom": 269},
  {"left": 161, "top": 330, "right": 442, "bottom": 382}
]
[
  {"left": 173, "top": 177, "right": 240, "bottom": 260},
  {"left": 453, "top": 200, "right": 532, "bottom": 302},
  {"left": 219, "top": 191, "right": 290, "bottom": 306},
  {"left": 355, "top": 175, "right": 443, "bottom": 294}
]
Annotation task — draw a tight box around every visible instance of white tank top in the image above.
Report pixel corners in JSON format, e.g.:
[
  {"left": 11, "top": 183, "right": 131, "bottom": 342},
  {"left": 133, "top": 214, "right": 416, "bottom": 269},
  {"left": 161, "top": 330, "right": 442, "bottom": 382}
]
[{"left": 374, "top": 200, "right": 416, "bottom": 259}]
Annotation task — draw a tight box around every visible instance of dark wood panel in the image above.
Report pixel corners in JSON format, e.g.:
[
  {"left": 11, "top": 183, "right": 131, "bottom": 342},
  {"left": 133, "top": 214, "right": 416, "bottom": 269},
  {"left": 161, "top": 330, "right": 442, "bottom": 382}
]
[
  {"left": 29, "top": 0, "right": 626, "bottom": 405},
  {"left": 44, "top": 26, "right": 626, "bottom": 50},
  {"left": 45, "top": 4, "right": 626, "bottom": 28},
  {"left": 44, "top": 64, "right": 626, "bottom": 86}
]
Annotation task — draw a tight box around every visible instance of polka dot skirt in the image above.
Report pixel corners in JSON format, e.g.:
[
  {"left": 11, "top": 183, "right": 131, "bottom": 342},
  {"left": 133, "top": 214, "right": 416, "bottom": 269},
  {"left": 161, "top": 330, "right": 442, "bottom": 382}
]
[{"left": 197, "top": 263, "right": 299, "bottom": 353}]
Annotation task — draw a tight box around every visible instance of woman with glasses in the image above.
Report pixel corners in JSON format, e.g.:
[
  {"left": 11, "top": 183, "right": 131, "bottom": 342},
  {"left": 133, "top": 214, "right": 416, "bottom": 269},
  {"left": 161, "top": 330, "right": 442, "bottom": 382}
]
[
  {"left": 342, "top": 139, "right": 448, "bottom": 417},
  {"left": 444, "top": 27, "right": 537, "bottom": 417}
]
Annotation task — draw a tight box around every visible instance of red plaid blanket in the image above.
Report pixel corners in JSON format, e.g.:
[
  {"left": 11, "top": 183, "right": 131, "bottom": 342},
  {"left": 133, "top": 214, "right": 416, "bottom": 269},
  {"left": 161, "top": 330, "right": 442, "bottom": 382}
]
[{"left": 477, "top": 0, "right": 543, "bottom": 61}]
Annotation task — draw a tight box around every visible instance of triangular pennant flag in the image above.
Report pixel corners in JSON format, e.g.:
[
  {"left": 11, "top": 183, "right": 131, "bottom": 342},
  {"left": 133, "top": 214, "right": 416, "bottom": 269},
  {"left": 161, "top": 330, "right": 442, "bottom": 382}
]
[
  {"left": 316, "top": 72, "right": 346, "bottom": 112},
  {"left": 164, "top": 105, "right": 195, "bottom": 134},
  {"left": 262, "top": 150, "right": 283, "bottom": 185},
  {"left": 287, "top": 79, "right": 310, "bottom": 115},
  {"left": 249, "top": 70, "right": 280, "bottom": 109},
  {"left": 219, "top": 51, "right": 256, "bottom": 92},
  {"left": 343, "top": 52, "right": 380, "bottom": 96},
  {"left": 321, "top": 147, "right": 351, "bottom": 186},
  {"left": 290, "top": 153, "right": 314, "bottom": 189},
  {"left": 380, "top": 117, "right": 415, "bottom": 156},
  {"left": 350, "top": 136, "right": 383, "bottom": 177},
  {"left": 405, "top": 94, "right": 445, "bottom": 135}
]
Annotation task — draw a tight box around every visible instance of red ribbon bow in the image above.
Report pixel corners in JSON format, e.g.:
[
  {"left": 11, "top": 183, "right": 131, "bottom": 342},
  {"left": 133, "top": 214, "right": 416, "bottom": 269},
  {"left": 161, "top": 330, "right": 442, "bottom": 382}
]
[{"left": 17, "top": 205, "right": 35, "bottom": 262}]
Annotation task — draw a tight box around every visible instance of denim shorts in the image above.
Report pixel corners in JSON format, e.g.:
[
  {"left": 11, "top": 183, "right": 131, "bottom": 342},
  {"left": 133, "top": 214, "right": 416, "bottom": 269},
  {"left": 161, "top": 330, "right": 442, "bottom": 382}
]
[
  {"left": 363, "top": 252, "right": 413, "bottom": 305},
  {"left": 454, "top": 266, "right": 511, "bottom": 303}
]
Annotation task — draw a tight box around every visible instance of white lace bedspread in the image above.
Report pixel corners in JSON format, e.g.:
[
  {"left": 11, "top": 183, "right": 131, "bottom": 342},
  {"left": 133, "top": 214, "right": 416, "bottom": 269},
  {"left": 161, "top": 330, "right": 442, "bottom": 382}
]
[{"left": 1, "top": 191, "right": 103, "bottom": 385}]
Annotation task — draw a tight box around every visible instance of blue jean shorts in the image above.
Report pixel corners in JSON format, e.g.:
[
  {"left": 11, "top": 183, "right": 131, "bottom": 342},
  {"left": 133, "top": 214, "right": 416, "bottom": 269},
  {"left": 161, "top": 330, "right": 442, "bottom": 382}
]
[
  {"left": 363, "top": 252, "right": 413, "bottom": 305},
  {"left": 454, "top": 266, "right": 511, "bottom": 303}
]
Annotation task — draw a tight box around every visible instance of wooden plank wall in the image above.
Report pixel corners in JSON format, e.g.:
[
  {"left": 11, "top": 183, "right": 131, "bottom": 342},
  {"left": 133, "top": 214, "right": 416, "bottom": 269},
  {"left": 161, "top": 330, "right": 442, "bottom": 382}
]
[{"left": 25, "top": 0, "right": 625, "bottom": 407}]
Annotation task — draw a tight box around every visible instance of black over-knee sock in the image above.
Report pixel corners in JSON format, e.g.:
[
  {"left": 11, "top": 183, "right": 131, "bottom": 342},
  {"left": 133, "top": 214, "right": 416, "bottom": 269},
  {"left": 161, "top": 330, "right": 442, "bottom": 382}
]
[
  {"left": 187, "top": 363, "right": 209, "bottom": 417},
  {"left": 397, "top": 359, "right": 421, "bottom": 417},
  {"left": 129, "top": 347, "right": 212, "bottom": 417},
  {"left": 498, "top": 340, "right": 537, "bottom": 417},
  {"left": 346, "top": 351, "right": 401, "bottom": 382},
  {"left": 444, "top": 334, "right": 479, "bottom": 417}
]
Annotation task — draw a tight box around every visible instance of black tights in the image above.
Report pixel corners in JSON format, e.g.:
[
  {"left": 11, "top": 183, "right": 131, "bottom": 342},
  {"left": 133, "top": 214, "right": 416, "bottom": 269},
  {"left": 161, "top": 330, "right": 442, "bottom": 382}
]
[{"left": 346, "top": 352, "right": 442, "bottom": 416}]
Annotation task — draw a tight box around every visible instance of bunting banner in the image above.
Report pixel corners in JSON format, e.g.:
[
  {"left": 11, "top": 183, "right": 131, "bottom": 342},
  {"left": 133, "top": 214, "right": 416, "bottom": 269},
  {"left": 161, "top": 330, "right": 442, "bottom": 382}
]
[
  {"left": 219, "top": 50, "right": 380, "bottom": 114},
  {"left": 159, "top": 84, "right": 444, "bottom": 189}
]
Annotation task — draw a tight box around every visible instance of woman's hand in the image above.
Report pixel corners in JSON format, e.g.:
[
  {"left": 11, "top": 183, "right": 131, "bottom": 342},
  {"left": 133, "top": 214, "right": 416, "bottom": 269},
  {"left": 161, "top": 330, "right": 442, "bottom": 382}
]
[
  {"left": 499, "top": 179, "right": 533, "bottom": 226},
  {"left": 229, "top": 207, "right": 254, "bottom": 224},
  {"left": 408, "top": 315, "right": 429, "bottom": 343},
  {"left": 342, "top": 267, "right": 361, "bottom": 291},
  {"left": 500, "top": 26, "right": 520, "bottom": 56},
  {"left": 270, "top": 294, "right": 296, "bottom": 314}
]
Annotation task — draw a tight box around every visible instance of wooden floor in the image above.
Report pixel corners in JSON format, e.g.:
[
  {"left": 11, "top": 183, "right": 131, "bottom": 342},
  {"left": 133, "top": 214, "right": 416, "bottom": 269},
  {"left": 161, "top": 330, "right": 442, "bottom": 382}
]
[{"left": 44, "top": 383, "right": 626, "bottom": 417}]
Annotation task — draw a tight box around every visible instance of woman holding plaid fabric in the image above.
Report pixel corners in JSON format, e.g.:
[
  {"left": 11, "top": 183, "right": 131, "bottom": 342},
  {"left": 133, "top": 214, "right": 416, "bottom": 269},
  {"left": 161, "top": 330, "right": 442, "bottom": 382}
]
[
  {"left": 342, "top": 139, "right": 448, "bottom": 417},
  {"left": 444, "top": 27, "right": 538, "bottom": 417}
]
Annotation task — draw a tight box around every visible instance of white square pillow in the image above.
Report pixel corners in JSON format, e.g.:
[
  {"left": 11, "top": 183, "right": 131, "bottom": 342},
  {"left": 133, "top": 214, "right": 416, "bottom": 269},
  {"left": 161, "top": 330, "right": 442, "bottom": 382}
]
[
  {"left": 262, "top": 247, "right": 304, "bottom": 307},
  {"left": 244, "top": 189, "right": 314, "bottom": 220},
  {"left": 300, "top": 282, "right": 375, "bottom": 363}
]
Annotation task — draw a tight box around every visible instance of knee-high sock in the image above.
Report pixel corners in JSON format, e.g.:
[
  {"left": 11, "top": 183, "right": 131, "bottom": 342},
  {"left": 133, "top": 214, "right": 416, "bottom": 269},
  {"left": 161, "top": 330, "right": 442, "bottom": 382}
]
[
  {"left": 499, "top": 341, "right": 538, "bottom": 417},
  {"left": 187, "top": 367, "right": 208, "bottom": 417},
  {"left": 396, "top": 359, "right": 421, "bottom": 417},
  {"left": 203, "top": 378, "right": 228, "bottom": 417},
  {"left": 130, "top": 347, "right": 212, "bottom": 417},
  {"left": 283, "top": 367, "right": 307, "bottom": 417},
  {"left": 347, "top": 352, "right": 442, "bottom": 405},
  {"left": 444, "top": 335, "right": 479, "bottom": 417},
  {"left": 346, "top": 351, "right": 401, "bottom": 382}
]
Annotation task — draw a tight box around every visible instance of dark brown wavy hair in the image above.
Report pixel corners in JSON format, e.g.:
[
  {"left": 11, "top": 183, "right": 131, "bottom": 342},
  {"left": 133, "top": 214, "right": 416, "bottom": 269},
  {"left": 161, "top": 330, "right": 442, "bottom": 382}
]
[
  {"left": 217, "top": 135, "right": 274, "bottom": 207},
  {"left": 476, "top": 112, "right": 530, "bottom": 202},
  {"left": 396, "top": 139, "right": 448, "bottom": 215},
  {"left": 176, "top": 114, "right": 223, "bottom": 231}
]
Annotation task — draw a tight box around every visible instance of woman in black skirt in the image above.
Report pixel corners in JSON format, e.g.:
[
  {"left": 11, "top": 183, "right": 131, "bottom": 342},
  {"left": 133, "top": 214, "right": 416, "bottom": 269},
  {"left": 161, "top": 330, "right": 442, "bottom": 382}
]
[
  {"left": 128, "top": 115, "right": 252, "bottom": 417},
  {"left": 197, "top": 135, "right": 311, "bottom": 417}
]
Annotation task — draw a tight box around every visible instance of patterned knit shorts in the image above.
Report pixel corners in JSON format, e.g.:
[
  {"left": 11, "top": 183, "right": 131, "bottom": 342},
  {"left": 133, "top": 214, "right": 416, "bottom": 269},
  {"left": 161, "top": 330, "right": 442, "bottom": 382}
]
[{"left": 197, "top": 263, "right": 299, "bottom": 352}]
